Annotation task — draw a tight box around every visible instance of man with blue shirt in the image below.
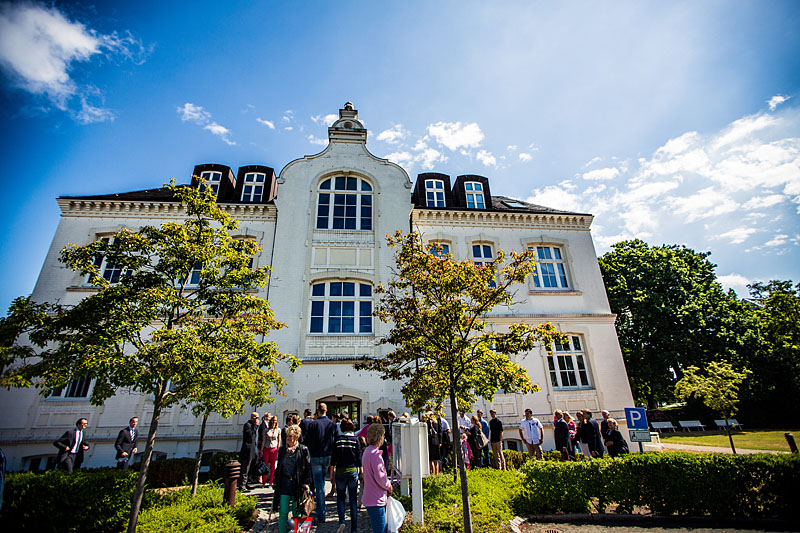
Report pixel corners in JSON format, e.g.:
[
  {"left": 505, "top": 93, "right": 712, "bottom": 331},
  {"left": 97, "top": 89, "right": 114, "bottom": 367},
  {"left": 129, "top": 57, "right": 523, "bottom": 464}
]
[{"left": 305, "top": 402, "right": 336, "bottom": 524}]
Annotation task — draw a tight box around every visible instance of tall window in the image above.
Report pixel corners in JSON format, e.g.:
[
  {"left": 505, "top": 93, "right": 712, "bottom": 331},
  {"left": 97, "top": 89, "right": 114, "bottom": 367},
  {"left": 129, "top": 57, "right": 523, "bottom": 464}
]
[
  {"left": 91, "top": 237, "right": 123, "bottom": 283},
  {"left": 548, "top": 336, "right": 591, "bottom": 389},
  {"left": 531, "top": 245, "right": 569, "bottom": 289},
  {"left": 241, "top": 172, "right": 265, "bottom": 202},
  {"left": 472, "top": 243, "right": 495, "bottom": 287},
  {"left": 428, "top": 242, "right": 450, "bottom": 257},
  {"left": 310, "top": 281, "right": 373, "bottom": 334},
  {"left": 200, "top": 171, "right": 222, "bottom": 195},
  {"left": 50, "top": 377, "right": 93, "bottom": 399},
  {"left": 188, "top": 262, "right": 202, "bottom": 285},
  {"left": 425, "top": 180, "right": 445, "bottom": 207},
  {"left": 316, "top": 177, "right": 373, "bottom": 230},
  {"left": 465, "top": 182, "right": 485, "bottom": 209}
]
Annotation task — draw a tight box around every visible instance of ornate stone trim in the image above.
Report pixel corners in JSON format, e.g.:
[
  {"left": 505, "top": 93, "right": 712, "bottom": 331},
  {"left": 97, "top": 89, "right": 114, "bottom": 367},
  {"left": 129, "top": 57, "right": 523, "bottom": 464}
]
[{"left": 412, "top": 208, "right": 592, "bottom": 230}]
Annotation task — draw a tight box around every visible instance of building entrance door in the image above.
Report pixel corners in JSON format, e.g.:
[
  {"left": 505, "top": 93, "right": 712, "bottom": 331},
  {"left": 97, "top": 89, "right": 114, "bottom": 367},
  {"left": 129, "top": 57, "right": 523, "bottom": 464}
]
[{"left": 317, "top": 397, "right": 362, "bottom": 430}]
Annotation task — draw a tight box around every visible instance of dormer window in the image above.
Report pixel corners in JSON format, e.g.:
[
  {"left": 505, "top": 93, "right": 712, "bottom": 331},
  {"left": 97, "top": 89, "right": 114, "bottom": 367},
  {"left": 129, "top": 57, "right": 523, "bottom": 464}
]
[
  {"left": 200, "top": 171, "right": 222, "bottom": 195},
  {"left": 241, "top": 172, "right": 265, "bottom": 202},
  {"left": 425, "top": 180, "right": 445, "bottom": 207},
  {"left": 465, "top": 182, "right": 485, "bottom": 209}
]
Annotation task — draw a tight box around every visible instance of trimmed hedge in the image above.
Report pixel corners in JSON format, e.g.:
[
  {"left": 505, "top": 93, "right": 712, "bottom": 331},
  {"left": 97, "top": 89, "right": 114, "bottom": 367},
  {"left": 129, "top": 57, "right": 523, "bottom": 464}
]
[
  {"left": 133, "top": 457, "right": 197, "bottom": 488},
  {"left": 518, "top": 452, "right": 799, "bottom": 518},
  {"left": 0, "top": 469, "right": 138, "bottom": 532}
]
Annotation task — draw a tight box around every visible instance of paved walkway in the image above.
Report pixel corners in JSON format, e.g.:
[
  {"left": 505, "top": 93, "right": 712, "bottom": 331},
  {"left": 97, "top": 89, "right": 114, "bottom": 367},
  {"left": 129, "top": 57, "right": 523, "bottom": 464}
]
[
  {"left": 660, "top": 442, "right": 788, "bottom": 454},
  {"left": 248, "top": 479, "right": 375, "bottom": 533}
]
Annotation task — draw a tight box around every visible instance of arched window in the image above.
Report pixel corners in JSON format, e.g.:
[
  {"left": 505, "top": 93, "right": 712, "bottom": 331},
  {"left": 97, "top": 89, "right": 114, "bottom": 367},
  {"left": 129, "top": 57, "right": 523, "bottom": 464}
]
[
  {"left": 316, "top": 177, "right": 373, "bottom": 230},
  {"left": 309, "top": 281, "right": 373, "bottom": 334}
]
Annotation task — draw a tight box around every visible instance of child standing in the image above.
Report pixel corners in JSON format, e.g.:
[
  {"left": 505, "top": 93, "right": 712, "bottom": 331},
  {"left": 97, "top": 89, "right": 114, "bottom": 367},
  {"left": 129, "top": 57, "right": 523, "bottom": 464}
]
[{"left": 460, "top": 432, "right": 471, "bottom": 470}]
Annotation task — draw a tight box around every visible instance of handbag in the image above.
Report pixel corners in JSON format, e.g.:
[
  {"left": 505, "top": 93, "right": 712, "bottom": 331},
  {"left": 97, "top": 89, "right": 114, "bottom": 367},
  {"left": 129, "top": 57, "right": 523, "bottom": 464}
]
[
  {"left": 297, "top": 485, "right": 316, "bottom": 519},
  {"left": 475, "top": 429, "right": 489, "bottom": 449},
  {"left": 256, "top": 458, "right": 270, "bottom": 477}
]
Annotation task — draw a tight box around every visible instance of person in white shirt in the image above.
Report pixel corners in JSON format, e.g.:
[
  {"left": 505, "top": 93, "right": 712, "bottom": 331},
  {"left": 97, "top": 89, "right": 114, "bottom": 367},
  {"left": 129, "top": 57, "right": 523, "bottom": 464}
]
[
  {"left": 53, "top": 418, "right": 90, "bottom": 472},
  {"left": 518, "top": 408, "right": 544, "bottom": 460},
  {"left": 458, "top": 411, "right": 471, "bottom": 435}
]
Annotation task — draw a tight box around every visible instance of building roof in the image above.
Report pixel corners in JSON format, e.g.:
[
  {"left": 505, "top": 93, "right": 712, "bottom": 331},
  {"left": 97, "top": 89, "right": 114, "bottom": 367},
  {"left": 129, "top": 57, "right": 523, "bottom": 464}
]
[{"left": 60, "top": 187, "right": 178, "bottom": 201}]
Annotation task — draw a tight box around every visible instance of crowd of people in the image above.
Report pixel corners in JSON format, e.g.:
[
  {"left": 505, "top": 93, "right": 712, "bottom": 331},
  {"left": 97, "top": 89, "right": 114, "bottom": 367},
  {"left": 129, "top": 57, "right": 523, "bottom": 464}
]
[{"left": 238, "top": 404, "right": 400, "bottom": 533}]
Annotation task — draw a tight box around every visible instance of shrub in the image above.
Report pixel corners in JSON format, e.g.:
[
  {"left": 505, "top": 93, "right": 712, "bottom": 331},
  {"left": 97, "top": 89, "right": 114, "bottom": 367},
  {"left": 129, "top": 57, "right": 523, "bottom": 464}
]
[
  {"left": 208, "top": 452, "right": 241, "bottom": 481},
  {"left": 0, "top": 469, "right": 137, "bottom": 532},
  {"left": 137, "top": 485, "right": 256, "bottom": 533},
  {"left": 502, "top": 449, "right": 528, "bottom": 470},
  {"left": 516, "top": 452, "right": 800, "bottom": 519},
  {"left": 131, "top": 457, "right": 197, "bottom": 488}
]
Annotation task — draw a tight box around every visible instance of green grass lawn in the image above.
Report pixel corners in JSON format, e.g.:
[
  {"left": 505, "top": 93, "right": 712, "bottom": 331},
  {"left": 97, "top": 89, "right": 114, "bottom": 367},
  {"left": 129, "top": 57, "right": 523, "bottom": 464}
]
[{"left": 659, "top": 429, "right": 798, "bottom": 451}]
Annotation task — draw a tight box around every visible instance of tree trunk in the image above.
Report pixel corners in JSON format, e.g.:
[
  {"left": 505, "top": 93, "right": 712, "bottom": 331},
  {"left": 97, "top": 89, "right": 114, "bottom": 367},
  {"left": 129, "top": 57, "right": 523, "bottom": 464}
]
[
  {"left": 191, "top": 412, "right": 209, "bottom": 496},
  {"left": 449, "top": 391, "right": 472, "bottom": 533},
  {"left": 127, "top": 388, "right": 164, "bottom": 533},
  {"left": 724, "top": 416, "right": 737, "bottom": 455}
]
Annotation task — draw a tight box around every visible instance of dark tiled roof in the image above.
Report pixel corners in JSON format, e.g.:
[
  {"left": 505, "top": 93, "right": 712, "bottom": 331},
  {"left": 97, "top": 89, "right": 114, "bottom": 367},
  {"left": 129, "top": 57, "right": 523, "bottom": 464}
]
[
  {"left": 412, "top": 195, "right": 589, "bottom": 216},
  {"left": 60, "top": 187, "right": 179, "bottom": 201}
]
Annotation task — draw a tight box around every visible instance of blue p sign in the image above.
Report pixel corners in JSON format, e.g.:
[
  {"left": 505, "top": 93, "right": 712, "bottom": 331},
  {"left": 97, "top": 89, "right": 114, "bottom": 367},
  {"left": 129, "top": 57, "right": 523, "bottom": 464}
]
[{"left": 625, "top": 407, "right": 648, "bottom": 429}]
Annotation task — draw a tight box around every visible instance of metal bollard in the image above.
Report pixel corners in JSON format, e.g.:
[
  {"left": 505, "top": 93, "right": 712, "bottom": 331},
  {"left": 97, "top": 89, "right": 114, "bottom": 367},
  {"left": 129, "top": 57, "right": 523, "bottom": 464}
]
[
  {"left": 223, "top": 460, "right": 241, "bottom": 507},
  {"left": 785, "top": 433, "right": 798, "bottom": 454}
]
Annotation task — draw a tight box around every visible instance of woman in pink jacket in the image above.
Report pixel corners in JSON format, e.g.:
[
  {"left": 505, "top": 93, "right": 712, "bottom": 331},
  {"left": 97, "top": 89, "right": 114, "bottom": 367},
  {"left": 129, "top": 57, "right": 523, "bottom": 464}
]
[{"left": 362, "top": 423, "right": 393, "bottom": 533}]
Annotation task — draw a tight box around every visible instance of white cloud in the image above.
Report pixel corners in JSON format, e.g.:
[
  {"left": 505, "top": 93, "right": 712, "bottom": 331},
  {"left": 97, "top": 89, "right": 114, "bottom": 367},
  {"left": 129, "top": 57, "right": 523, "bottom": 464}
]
[
  {"left": 376, "top": 124, "right": 408, "bottom": 144},
  {"left": 668, "top": 187, "right": 739, "bottom": 222},
  {"left": 417, "top": 147, "right": 447, "bottom": 170},
  {"left": 427, "top": 121, "right": 484, "bottom": 151},
  {"left": 714, "top": 113, "right": 779, "bottom": 149},
  {"left": 526, "top": 186, "right": 582, "bottom": 212},
  {"left": 765, "top": 234, "right": 789, "bottom": 247},
  {"left": 768, "top": 95, "right": 789, "bottom": 111},
  {"left": 284, "top": 126, "right": 293, "bottom": 131},
  {"left": 256, "top": 118, "right": 275, "bottom": 129},
  {"left": 178, "top": 102, "right": 211, "bottom": 124},
  {"left": 518, "top": 153, "right": 533, "bottom": 162},
  {"left": 203, "top": 122, "right": 235, "bottom": 145},
  {"left": 507, "top": 145, "right": 518, "bottom": 152},
  {"left": 177, "top": 102, "right": 234, "bottom": 144},
  {"left": 386, "top": 139, "right": 447, "bottom": 171},
  {"left": 717, "top": 273, "right": 753, "bottom": 296},
  {"left": 307, "top": 134, "right": 327, "bottom": 147},
  {"left": 385, "top": 151, "right": 413, "bottom": 167},
  {"left": 741, "top": 194, "right": 785, "bottom": 209},
  {"left": 476, "top": 149, "right": 496, "bottom": 167},
  {"left": 656, "top": 131, "right": 700, "bottom": 156},
  {"left": 582, "top": 167, "right": 620, "bottom": 181},
  {"left": 311, "top": 113, "right": 338, "bottom": 126},
  {"left": 717, "top": 227, "right": 758, "bottom": 244},
  {"left": 0, "top": 2, "right": 147, "bottom": 123}
]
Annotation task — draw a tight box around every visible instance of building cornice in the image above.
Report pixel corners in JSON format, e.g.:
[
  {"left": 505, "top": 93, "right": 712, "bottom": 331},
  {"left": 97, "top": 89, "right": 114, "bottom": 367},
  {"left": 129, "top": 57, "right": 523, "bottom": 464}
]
[
  {"left": 484, "top": 313, "right": 616, "bottom": 324},
  {"left": 411, "top": 208, "right": 593, "bottom": 230},
  {"left": 57, "top": 198, "right": 277, "bottom": 221}
]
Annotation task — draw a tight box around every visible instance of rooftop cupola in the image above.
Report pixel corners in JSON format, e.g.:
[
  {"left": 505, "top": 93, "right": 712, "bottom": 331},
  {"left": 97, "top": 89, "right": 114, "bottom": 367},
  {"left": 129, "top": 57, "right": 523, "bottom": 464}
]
[{"left": 328, "top": 101, "right": 367, "bottom": 144}]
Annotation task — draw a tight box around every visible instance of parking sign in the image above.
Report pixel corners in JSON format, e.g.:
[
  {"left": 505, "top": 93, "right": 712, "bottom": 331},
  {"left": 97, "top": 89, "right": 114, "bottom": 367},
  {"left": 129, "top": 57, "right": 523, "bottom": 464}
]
[{"left": 625, "top": 407, "right": 648, "bottom": 429}]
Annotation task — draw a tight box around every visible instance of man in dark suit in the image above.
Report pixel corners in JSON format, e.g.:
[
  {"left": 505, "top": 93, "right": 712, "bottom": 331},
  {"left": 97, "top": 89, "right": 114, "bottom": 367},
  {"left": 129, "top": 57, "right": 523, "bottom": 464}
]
[
  {"left": 114, "top": 416, "right": 139, "bottom": 470},
  {"left": 238, "top": 412, "right": 260, "bottom": 491},
  {"left": 583, "top": 409, "right": 605, "bottom": 457},
  {"left": 553, "top": 410, "right": 572, "bottom": 461},
  {"left": 53, "top": 418, "right": 90, "bottom": 472}
]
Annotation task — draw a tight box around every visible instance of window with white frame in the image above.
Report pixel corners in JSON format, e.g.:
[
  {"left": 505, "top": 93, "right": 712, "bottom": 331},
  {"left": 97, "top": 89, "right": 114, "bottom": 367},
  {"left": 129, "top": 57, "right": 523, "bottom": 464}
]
[
  {"left": 200, "top": 171, "right": 222, "bottom": 195},
  {"left": 472, "top": 243, "right": 496, "bottom": 286},
  {"left": 241, "top": 172, "right": 265, "bottom": 202},
  {"left": 427, "top": 242, "right": 450, "bottom": 257},
  {"left": 547, "top": 336, "right": 591, "bottom": 389},
  {"left": 465, "top": 182, "right": 485, "bottom": 209},
  {"left": 309, "top": 281, "right": 373, "bottom": 334},
  {"left": 187, "top": 262, "right": 202, "bottom": 285},
  {"left": 316, "top": 177, "right": 373, "bottom": 230},
  {"left": 50, "top": 377, "right": 93, "bottom": 399},
  {"left": 425, "top": 180, "right": 445, "bottom": 207},
  {"left": 90, "top": 237, "right": 123, "bottom": 284},
  {"left": 530, "top": 245, "right": 570, "bottom": 289}
]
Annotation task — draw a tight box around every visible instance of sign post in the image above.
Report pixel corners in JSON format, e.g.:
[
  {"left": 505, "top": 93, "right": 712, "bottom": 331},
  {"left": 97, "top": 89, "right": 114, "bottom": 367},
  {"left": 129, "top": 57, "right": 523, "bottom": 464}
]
[
  {"left": 625, "top": 407, "right": 649, "bottom": 453},
  {"left": 393, "top": 418, "right": 428, "bottom": 525}
]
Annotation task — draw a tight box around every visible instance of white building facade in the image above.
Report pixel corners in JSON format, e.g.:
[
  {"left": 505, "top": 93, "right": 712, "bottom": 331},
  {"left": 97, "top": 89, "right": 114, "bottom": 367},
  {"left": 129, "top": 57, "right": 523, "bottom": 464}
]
[{"left": 0, "top": 103, "right": 635, "bottom": 470}]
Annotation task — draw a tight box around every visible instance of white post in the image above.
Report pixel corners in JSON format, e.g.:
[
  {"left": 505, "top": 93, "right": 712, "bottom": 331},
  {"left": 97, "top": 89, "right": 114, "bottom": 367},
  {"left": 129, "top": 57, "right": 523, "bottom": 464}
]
[{"left": 410, "top": 421, "right": 425, "bottom": 525}]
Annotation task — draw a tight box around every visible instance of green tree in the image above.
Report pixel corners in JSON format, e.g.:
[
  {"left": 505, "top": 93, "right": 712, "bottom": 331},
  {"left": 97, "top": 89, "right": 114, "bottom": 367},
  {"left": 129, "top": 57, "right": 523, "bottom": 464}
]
[
  {"left": 356, "top": 231, "right": 562, "bottom": 533},
  {"left": 598, "top": 239, "right": 749, "bottom": 408},
  {"left": 675, "top": 361, "right": 751, "bottom": 454},
  {"left": 0, "top": 182, "right": 296, "bottom": 533},
  {"left": 743, "top": 280, "right": 800, "bottom": 411}
]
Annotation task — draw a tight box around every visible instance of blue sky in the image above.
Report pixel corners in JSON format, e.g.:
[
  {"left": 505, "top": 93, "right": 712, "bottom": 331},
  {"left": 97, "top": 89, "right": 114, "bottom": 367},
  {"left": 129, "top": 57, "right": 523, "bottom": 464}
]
[{"left": 1, "top": 1, "right": 799, "bottom": 314}]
